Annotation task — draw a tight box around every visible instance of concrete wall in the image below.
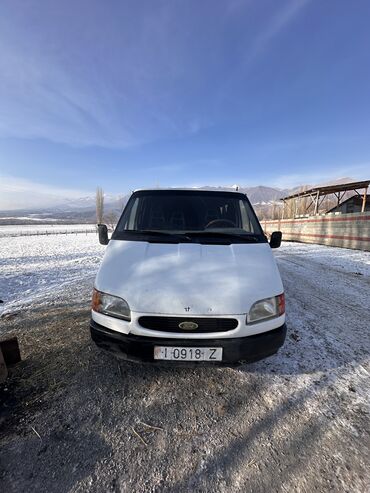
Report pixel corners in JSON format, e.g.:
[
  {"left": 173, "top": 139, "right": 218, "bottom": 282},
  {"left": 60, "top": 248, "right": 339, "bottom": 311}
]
[{"left": 263, "top": 212, "right": 370, "bottom": 251}]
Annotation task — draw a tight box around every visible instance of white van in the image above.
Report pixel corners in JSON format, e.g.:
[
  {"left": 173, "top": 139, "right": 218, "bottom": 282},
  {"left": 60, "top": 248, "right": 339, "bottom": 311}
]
[{"left": 91, "top": 189, "right": 286, "bottom": 364}]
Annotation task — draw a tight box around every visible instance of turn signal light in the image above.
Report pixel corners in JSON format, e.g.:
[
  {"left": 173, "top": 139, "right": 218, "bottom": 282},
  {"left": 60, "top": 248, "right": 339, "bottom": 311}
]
[{"left": 277, "top": 293, "right": 285, "bottom": 316}]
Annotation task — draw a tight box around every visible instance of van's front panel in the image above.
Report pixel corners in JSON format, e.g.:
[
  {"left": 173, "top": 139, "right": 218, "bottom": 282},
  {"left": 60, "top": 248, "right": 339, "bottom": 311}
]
[
  {"left": 90, "top": 320, "right": 286, "bottom": 364},
  {"left": 91, "top": 308, "right": 285, "bottom": 340}
]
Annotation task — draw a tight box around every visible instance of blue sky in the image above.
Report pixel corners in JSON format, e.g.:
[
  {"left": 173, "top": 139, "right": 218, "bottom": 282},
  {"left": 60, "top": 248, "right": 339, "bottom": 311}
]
[{"left": 0, "top": 0, "right": 370, "bottom": 209}]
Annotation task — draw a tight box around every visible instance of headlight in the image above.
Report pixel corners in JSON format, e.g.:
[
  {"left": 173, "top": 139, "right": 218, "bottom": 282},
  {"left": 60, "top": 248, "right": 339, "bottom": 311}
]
[
  {"left": 92, "top": 288, "right": 131, "bottom": 321},
  {"left": 247, "top": 293, "right": 285, "bottom": 324}
]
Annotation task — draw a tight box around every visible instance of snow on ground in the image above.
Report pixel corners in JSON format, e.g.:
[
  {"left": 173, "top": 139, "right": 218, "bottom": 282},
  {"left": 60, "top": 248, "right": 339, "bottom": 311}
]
[
  {"left": 0, "top": 230, "right": 104, "bottom": 317},
  {"left": 276, "top": 241, "right": 370, "bottom": 276},
  {"left": 270, "top": 241, "right": 370, "bottom": 420}
]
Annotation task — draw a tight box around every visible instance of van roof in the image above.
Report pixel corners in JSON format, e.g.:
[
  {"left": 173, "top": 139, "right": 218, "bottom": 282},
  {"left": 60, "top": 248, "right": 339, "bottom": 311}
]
[{"left": 133, "top": 187, "right": 243, "bottom": 193}]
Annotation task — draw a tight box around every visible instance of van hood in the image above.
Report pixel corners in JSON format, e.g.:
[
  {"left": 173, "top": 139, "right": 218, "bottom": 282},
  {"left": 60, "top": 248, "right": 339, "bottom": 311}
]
[{"left": 95, "top": 240, "right": 284, "bottom": 316}]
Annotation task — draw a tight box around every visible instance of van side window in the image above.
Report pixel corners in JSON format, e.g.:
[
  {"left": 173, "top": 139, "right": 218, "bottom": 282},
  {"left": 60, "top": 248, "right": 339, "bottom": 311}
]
[
  {"left": 118, "top": 197, "right": 139, "bottom": 231},
  {"left": 128, "top": 198, "right": 139, "bottom": 229},
  {"left": 239, "top": 200, "right": 253, "bottom": 232}
]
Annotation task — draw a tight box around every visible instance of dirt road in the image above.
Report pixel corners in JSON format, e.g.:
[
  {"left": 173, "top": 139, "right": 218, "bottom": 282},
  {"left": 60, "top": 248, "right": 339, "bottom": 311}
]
[{"left": 1, "top": 243, "right": 369, "bottom": 492}]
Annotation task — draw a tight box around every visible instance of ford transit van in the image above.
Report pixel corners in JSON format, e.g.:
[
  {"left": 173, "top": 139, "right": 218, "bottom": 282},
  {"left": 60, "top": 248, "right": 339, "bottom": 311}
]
[{"left": 90, "top": 189, "right": 286, "bottom": 364}]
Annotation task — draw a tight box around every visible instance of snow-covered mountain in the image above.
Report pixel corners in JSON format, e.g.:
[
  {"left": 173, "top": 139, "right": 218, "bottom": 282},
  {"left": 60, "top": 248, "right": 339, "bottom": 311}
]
[
  {"left": 0, "top": 195, "right": 128, "bottom": 225},
  {"left": 193, "top": 185, "right": 292, "bottom": 204},
  {"left": 238, "top": 186, "right": 291, "bottom": 204},
  {"left": 49, "top": 194, "right": 125, "bottom": 212}
]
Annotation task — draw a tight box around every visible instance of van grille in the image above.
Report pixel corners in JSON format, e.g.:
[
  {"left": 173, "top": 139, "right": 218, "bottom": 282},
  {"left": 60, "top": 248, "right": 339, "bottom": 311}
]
[{"left": 138, "top": 316, "right": 238, "bottom": 333}]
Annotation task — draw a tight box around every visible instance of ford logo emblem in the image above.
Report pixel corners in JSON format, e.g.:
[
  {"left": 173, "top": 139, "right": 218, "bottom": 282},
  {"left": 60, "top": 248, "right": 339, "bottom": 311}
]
[{"left": 178, "top": 321, "right": 198, "bottom": 331}]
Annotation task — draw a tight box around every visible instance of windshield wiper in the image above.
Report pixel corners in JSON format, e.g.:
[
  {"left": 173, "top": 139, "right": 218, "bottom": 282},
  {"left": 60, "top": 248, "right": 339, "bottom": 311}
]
[
  {"left": 129, "top": 230, "right": 193, "bottom": 242},
  {"left": 185, "top": 231, "right": 259, "bottom": 242}
]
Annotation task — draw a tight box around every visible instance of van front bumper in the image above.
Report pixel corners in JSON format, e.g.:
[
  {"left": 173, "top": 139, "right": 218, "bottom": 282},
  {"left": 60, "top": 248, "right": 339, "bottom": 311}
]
[{"left": 90, "top": 320, "right": 287, "bottom": 364}]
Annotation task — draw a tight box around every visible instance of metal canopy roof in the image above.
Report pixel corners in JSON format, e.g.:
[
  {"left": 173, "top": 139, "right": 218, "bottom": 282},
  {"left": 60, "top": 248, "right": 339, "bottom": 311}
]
[{"left": 282, "top": 180, "right": 370, "bottom": 201}]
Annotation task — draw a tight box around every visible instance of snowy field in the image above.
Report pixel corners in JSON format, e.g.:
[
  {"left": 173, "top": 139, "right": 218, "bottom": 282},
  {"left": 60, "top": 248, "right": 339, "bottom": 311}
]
[
  {"left": 0, "top": 229, "right": 104, "bottom": 316},
  {"left": 1, "top": 236, "right": 370, "bottom": 491},
  {"left": 0, "top": 224, "right": 96, "bottom": 237}
]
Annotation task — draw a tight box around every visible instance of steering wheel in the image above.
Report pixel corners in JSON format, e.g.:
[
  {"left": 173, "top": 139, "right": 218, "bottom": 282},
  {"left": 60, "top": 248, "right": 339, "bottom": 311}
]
[{"left": 205, "top": 219, "right": 236, "bottom": 229}]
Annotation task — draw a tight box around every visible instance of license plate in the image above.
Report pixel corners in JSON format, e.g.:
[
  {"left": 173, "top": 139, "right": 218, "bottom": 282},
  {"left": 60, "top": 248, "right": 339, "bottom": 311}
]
[{"left": 154, "top": 346, "right": 223, "bottom": 361}]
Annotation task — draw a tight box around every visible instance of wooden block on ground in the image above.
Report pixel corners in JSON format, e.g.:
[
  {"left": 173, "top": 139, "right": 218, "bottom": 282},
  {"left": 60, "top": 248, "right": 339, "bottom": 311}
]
[
  {"left": 0, "top": 337, "right": 21, "bottom": 366},
  {"left": 0, "top": 347, "right": 8, "bottom": 383}
]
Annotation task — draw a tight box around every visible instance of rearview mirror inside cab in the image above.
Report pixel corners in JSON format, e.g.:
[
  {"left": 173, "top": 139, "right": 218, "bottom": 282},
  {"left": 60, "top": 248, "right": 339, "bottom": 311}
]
[
  {"left": 98, "top": 224, "right": 109, "bottom": 245},
  {"left": 270, "top": 231, "right": 282, "bottom": 249}
]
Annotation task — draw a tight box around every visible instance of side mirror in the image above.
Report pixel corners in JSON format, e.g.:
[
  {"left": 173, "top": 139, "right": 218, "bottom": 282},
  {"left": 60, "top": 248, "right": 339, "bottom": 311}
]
[
  {"left": 98, "top": 224, "right": 109, "bottom": 245},
  {"left": 270, "top": 231, "right": 282, "bottom": 249}
]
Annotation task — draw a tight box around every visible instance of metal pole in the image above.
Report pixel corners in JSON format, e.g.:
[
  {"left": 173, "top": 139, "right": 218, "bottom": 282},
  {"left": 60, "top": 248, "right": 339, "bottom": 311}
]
[
  {"left": 361, "top": 186, "right": 368, "bottom": 213},
  {"left": 314, "top": 191, "right": 319, "bottom": 215}
]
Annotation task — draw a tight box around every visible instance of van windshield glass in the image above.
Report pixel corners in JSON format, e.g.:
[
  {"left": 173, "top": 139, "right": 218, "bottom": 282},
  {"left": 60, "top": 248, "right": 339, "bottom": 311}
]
[{"left": 113, "top": 191, "right": 265, "bottom": 243}]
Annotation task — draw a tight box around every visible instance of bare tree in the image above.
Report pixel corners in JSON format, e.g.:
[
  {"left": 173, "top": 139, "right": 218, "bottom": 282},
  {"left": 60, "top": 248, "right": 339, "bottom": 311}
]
[
  {"left": 96, "top": 187, "right": 104, "bottom": 224},
  {"left": 105, "top": 211, "right": 118, "bottom": 231}
]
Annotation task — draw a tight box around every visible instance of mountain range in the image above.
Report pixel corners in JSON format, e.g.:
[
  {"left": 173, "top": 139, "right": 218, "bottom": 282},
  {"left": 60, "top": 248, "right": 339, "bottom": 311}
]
[{"left": 0, "top": 178, "right": 356, "bottom": 225}]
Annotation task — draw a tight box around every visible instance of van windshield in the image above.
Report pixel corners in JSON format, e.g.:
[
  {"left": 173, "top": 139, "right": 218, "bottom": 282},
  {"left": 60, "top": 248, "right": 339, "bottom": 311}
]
[{"left": 113, "top": 190, "right": 266, "bottom": 244}]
